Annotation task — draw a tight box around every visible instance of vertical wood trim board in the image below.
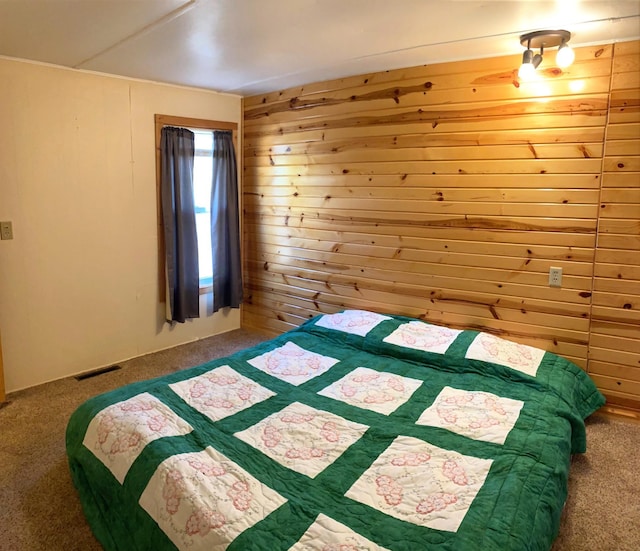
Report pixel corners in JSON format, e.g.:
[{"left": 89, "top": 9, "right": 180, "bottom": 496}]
[
  {"left": 0, "top": 329, "right": 5, "bottom": 403},
  {"left": 242, "top": 41, "right": 640, "bottom": 407}
]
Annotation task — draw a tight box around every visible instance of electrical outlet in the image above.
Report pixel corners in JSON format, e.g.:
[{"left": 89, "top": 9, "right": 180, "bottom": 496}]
[
  {"left": 549, "top": 266, "right": 562, "bottom": 288},
  {"left": 0, "top": 221, "right": 13, "bottom": 240}
]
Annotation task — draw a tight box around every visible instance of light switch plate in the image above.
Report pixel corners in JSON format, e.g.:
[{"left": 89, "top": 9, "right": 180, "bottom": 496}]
[{"left": 1, "top": 221, "right": 13, "bottom": 240}]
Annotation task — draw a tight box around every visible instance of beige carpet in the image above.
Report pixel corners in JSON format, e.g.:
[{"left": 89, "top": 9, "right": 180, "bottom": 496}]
[{"left": 0, "top": 328, "right": 638, "bottom": 551}]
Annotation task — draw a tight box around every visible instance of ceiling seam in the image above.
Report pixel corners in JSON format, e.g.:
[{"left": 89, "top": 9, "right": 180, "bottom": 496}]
[{"left": 73, "top": 0, "right": 198, "bottom": 69}]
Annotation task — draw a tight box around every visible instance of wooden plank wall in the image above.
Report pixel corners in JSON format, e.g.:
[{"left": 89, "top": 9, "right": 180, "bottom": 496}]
[
  {"left": 589, "top": 40, "right": 640, "bottom": 408},
  {"left": 242, "top": 41, "right": 639, "bottom": 408}
]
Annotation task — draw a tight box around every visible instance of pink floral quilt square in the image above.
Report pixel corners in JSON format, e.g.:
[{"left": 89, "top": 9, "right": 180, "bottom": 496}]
[
  {"left": 169, "top": 365, "right": 276, "bottom": 422},
  {"left": 139, "top": 447, "right": 287, "bottom": 549},
  {"left": 247, "top": 342, "right": 339, "bottom": 385},
  {"left": 415, "top": 386, "right": 524, "bottom": 444},
  {"left": 382, "top": 321, "right": 462, "bottom": 354},
  {"left": 317, "top": 366, "right": 423, "bottom": 415},
  {"left": 315, "top": 310, "right": 392, "bottom": 336},
  {"left": 82, "top": 393, "right": 193, "bottom": 483},
  {"left": 289, "top": 513, "right": 390, "bottom": 551},
  {"left": 234, "top": 402, "right": 369, "bottom": 478},
  {"left": 465, "top": 333, "right": 545, "bottom": 377},
  {"left": 345, "top": 436, "right": 493, "bottom": 532}
]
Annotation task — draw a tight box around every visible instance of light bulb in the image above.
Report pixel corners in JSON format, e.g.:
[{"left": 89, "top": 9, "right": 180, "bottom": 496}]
[
  {"left": 556, "top": 43, "right": 575, "bottom": 68},
  {"left": 519, "top": 62, "right": 536, "bottom": 81},
  {"left": 519, "top": 49, "right": 536, "bottom": 81}
]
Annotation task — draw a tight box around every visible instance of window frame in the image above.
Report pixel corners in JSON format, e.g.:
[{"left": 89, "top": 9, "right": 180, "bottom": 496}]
[{"left": 154, "top": 114, "right": 238, "bottom": 300}]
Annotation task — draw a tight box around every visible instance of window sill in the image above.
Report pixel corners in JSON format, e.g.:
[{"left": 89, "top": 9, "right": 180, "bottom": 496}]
[{"left": 199, "top": 277, "right": 213, "bottom": 295}]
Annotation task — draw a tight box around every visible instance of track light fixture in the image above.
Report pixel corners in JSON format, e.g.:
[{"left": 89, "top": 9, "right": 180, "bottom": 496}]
[{"left": 518, "top": 30, "right": 573, "bottom": 80}]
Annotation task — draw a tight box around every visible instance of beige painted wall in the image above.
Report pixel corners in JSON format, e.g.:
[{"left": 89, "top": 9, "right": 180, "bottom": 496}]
[{"left": 0, "top": 57, "right": 242, "bottom": 393}]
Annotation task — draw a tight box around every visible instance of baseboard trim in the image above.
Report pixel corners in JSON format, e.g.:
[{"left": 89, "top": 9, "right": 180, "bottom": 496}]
[
  {"left": 603, "top": 393, "right": 640, "bottom": 412},
  {"left": 598, "top": 401, "right": 640, "bottom": 424}
]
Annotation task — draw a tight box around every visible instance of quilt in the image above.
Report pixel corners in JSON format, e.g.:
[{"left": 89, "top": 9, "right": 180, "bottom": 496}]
[{"left": 66, "top": 310, "right": 605, "bottom": 551}]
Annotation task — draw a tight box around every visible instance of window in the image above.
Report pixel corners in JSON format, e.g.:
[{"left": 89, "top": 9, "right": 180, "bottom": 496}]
[
  {"left": 192, "top": 129, "right": 214, "bottom": 287},
  {"left": 154, "top": 114, "right": 238, "bottom": 300}
]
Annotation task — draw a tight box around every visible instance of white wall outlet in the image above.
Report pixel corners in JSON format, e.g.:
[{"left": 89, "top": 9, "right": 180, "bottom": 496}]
[
  {"left": 549, "top": 266, "right": 562, "bottom": 288},
  {"left": 0, "top": 221, "right": 13, "bottom": 240}
]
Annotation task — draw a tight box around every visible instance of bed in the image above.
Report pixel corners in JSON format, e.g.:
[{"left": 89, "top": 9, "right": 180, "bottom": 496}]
[{"left": 66, "top": 310, "right": 605, "bottom": 550}]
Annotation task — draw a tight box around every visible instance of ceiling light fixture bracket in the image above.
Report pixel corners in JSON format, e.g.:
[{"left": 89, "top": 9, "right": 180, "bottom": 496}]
[{"left": 519, "top": 30, "right": 571, "bottom": 50}]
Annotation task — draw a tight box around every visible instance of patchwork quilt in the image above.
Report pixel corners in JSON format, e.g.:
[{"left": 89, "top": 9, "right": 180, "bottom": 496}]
[{"left": 66, "top": 310, "right": 605, "bottom": 551}]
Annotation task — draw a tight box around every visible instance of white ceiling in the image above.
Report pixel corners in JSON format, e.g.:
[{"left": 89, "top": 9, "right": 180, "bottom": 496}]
[{"left": 0, "top": 0, "right": 638, "bottom": 96}]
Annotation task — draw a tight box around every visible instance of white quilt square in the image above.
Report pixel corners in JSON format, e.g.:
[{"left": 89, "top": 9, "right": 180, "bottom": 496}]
[
  {"left": 317, "top": 367, "right": 423, "bottom": 415},
  {"left": 169, "top": 365, "right": 276, "bottom": 422},
  {"left": 465, "top": 333, "right": 545, "bottom": 377},
  {"left": 346, "top": 436, "right": 493, "bottom": 532},
  {"left": 139, "top": 447, "right": 286, "bottom": 550},
  {"left": 416, "top": 386, "right": 524, "bottom": 444},
  {"left": 247, "top": 342, "right": 340, "bottom": 386},
  {"left": 383, "top": 321, "right": 462, "bottom": 354},
  {"left": 234, "top": 402, "right": 369, "bottom": 478},
  {"left": 288, "top": 513, "right": 390, "bottom": 551},
  {"left": 315, "top": 310, "right": 392, "bottom": 337},
  {"left": 83, "top": 393, "right": 193, "bottom": 484}
]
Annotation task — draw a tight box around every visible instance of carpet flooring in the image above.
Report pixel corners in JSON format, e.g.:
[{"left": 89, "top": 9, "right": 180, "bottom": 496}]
[{"left": 0, "top": 328, "right": 638, "bottom": 551}]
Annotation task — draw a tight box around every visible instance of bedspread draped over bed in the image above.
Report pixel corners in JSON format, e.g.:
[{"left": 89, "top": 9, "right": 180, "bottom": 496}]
[{"left": 66, "top": 310, "right": 605, "bottom": 551}]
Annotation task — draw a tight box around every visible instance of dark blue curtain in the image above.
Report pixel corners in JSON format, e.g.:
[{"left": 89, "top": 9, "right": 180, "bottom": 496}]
[
  {"left": 210, "top": 131, "right": 243, "bottom": 312},
  {"left": 160, "top": 126, "right": 200, "bottom": 323}
]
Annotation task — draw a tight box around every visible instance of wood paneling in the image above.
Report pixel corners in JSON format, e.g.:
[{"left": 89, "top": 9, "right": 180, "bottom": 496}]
[
  {"left": 590, "top": 40, "right": 640, "bottom": 408},
  {"left": 242, "top": 41, "right": 640, "bottom": 408}
]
